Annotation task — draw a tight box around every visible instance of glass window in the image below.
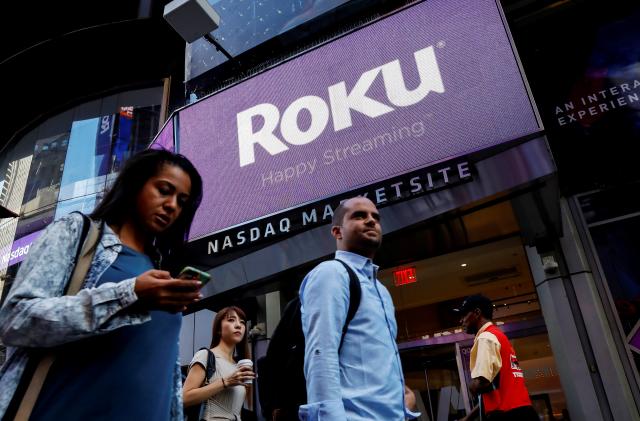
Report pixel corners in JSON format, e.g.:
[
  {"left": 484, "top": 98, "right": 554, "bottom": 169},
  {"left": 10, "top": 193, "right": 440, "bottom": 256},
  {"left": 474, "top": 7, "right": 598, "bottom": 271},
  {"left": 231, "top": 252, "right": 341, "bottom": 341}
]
[
  {"left": 577, "top": 184, "right": 640, "bottom": 389},
  {"left": 502, "top": 1, "right": 640, "bottom": 195},
  {"left": 380, "top": 236, "right": 539, "bottom": 344},
  {"left": 376, "top": 198, "right": 570, "bottom": 420},
  {"left": 403, "top": 344, "right": 467, "bottom": 421},
  {"left": 0, "top": 152, "right": 34, "bottom": 276},
  {"left": 585, "top": 202, "right": 640, "bottom": 374},
  {"left": 511, "top": 334, "right": 567, "bottom": 421},
  {"left": 186, "top": 0, "right": 352, "bottom": 80},
  {"left": 0, "top": 85, "right": 165, "bottom": 283},
  {"left": 55, "top": 117, "right": 108, "bottom": 219}
]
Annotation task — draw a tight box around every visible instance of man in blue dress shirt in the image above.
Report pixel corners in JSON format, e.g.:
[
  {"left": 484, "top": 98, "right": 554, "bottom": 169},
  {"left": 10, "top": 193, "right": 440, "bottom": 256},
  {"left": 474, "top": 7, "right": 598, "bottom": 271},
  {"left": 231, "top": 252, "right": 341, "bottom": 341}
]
[{"left": 298, "top": 197, "right": 420, "bottom": 420}]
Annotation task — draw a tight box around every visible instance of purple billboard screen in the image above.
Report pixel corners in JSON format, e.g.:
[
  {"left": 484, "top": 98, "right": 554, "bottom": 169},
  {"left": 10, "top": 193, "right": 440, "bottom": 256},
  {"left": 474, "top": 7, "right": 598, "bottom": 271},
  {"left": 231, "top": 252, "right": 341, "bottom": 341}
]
[{"left": 175, "top": 0, "right": 540, "bottom": 240}]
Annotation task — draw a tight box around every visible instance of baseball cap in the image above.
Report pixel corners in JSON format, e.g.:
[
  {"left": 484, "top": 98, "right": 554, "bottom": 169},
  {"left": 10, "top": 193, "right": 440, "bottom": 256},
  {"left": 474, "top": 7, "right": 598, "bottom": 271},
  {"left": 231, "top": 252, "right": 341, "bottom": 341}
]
[{"left": 453, "top": 294, "right": 493, "bottom": 316}]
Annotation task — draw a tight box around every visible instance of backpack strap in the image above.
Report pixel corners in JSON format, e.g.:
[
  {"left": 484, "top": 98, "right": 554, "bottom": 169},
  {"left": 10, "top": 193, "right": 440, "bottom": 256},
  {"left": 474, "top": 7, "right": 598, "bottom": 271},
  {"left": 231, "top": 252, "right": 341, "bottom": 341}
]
[
  {"left": 334, "top": 259, "right": 362, "bottom": 352},
  {"left": 197, "top": 347, "right": 216, "bottom": 383},
  {"left": 74, "top": 213, "right": 92, "bottom": 260},
  {"left": 66, "top": 213, "right": 102, "bottom": 295},
  {"left": 14, "top": 212, "right": 101, "bottom": 421}
]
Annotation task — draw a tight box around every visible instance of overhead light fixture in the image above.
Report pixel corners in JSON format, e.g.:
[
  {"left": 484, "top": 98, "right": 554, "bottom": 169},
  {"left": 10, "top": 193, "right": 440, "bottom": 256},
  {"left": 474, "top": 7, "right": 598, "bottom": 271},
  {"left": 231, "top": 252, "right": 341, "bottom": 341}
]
[
  {"left": 163, "top": 0, "right": 220, "bottom": 43},
  {"left": 163, "top": 0, "right": 233, "bottom": 59},
  {"left": 461, "top": 263, "right": 467, "bottom": 267}
]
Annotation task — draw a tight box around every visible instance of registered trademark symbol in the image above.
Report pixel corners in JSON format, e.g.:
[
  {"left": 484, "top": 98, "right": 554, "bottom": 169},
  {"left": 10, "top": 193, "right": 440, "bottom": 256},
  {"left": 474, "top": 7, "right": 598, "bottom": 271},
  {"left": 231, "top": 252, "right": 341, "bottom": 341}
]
[{"left": 437, "top": 41, "right": 446, "bottom": 48}]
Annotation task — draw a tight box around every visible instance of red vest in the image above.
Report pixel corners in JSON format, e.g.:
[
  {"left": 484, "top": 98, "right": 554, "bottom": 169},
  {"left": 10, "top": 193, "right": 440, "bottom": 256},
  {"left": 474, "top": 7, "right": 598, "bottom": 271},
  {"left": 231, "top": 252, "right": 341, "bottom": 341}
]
[{"left": 482, "top": 324, "right": 532, "bottom": 414}]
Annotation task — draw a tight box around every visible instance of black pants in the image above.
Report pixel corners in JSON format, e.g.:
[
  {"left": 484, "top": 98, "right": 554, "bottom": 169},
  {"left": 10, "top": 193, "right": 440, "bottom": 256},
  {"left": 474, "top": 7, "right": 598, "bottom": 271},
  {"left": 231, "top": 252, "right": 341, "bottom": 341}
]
[{"left": 486, "top": 405, "right": 539, "bottom": 421}]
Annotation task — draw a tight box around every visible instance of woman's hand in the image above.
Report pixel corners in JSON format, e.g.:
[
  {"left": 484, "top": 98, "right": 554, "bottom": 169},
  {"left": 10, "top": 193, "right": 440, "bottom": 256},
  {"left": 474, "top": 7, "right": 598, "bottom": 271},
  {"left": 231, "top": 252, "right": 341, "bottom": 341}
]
[
  {"left": 134, "top": 269, "right": 202, "bottom": 313},
  {"left": 223, "top": 365, "right": 256, "bottom": 387}
]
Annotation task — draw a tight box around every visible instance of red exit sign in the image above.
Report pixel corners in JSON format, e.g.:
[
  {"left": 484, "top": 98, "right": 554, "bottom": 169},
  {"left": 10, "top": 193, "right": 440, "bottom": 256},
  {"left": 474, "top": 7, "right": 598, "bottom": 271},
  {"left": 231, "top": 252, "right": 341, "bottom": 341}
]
[{"left": 393, "top": 267, "right": 417, "bottom": 286}]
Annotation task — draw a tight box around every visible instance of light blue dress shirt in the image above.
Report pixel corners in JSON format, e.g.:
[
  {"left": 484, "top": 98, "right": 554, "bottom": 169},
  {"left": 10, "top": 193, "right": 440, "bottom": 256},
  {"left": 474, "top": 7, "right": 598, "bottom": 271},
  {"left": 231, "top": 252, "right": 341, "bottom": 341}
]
[{"left": 299, "top": 250, "right": 420, "bottom": 420}]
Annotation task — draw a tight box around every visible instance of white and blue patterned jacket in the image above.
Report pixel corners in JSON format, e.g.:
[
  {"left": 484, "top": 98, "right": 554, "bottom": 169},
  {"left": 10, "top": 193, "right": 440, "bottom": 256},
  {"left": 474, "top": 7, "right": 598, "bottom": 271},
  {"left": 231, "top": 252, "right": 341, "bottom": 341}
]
[{"left": 0, "top": 213, "right": 183, "bottom": 419}]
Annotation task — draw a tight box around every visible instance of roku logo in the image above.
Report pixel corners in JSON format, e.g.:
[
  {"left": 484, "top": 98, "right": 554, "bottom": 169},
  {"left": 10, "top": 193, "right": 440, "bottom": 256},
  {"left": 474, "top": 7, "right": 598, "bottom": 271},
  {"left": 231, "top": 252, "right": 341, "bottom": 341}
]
[{"left": 237, "top": 45, "right": 445, "bottom": 166}]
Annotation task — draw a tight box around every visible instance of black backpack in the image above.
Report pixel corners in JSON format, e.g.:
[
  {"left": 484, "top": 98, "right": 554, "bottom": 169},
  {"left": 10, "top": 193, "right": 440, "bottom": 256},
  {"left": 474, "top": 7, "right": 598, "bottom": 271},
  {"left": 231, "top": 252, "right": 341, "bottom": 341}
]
[
  {"left": 184, "top": 348, "right": 216, "bottom": 421},
  {"left": 257, "top": 259, "right": 361, "bottom": 421}
]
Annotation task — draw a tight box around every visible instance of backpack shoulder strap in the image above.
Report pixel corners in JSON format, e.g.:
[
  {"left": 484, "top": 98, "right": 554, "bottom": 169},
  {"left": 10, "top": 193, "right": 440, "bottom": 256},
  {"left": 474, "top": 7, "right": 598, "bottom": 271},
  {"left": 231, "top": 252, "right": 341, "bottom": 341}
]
[
  {"left": 334, "top": 259, "right": 362, "bottom": 351},
  {"left": 13, "top": 212, "right": 101, "bottom": 421},
  {"left": 66, "top": 212, "right": 102, "bottom": 295},
  {"left": 74, "top": 212, "right": 91, "bottom": 258},
  {"left": 197, "top": 347, "right": 216, "bottom": 382}
]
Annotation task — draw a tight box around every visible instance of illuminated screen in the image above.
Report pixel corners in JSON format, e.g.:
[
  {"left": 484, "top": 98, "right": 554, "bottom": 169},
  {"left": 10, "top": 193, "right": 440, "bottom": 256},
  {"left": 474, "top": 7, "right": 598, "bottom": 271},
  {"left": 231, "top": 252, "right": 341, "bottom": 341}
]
[{"left": 159, "top": 0, "right": 540, "bottom": 240}]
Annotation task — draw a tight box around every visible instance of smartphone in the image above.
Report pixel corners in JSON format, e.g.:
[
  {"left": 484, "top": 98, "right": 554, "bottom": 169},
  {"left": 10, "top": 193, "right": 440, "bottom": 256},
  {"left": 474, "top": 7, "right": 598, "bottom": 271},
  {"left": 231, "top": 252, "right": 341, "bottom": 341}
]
[{"left": 178, "top": 266, "right": 212, "bottom": 285}]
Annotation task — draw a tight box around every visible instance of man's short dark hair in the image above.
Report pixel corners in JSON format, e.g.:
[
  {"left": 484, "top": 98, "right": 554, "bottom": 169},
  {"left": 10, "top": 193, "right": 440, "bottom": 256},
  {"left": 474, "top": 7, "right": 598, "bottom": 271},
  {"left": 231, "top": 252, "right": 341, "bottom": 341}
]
[{"left": 332, "top": 200, "right": 349, "bottom": 226}]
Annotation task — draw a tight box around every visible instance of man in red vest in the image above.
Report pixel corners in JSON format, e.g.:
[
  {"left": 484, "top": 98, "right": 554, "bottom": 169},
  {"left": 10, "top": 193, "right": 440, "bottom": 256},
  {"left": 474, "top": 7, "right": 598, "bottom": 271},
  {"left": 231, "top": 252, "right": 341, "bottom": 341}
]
[{"left": 456, "top": 294, "right": 538, "bottom": 421}]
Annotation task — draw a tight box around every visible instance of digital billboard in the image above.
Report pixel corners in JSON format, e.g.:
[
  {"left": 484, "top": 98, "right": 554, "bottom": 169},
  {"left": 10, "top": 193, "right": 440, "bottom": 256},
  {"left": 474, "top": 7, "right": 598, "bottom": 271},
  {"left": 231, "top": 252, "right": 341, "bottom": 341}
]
[{"left": 158, "top": 0, "right": 541, "bottom": 240}]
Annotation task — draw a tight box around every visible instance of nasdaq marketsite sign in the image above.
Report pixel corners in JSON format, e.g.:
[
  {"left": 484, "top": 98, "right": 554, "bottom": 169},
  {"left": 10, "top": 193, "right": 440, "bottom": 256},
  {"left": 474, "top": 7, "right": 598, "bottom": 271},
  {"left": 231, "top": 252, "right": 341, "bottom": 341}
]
[
  {"left": 188, "top": 158, "right": 475, "bottom": 262},
  {"left": 159, "top": 0, "right": 541, "bottom": 257}
]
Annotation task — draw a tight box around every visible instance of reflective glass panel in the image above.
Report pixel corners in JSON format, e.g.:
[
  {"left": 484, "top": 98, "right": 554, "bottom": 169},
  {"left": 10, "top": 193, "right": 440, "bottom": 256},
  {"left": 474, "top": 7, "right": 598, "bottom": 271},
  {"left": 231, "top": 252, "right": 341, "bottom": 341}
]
[{"left": 187, "top": 0, "right": 351, "bottom": 80}]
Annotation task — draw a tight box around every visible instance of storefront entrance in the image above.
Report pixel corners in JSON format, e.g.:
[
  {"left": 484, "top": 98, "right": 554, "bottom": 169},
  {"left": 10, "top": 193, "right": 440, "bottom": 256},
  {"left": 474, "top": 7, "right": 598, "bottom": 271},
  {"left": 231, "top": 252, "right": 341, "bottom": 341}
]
[
  {"left": 376, "top": 197, "right": 569, "bottom": 420},
  {"left": 399, "top": 330, "right": 566, "bottom": 420},
  {"left": 183, "top": 187, "right": 573, "bottom": 421}
]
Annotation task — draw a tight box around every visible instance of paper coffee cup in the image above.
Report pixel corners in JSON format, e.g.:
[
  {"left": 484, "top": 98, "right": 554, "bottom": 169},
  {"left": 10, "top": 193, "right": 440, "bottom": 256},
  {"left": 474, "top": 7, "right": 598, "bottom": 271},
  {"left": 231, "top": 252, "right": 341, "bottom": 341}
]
[{"left": 237, "top": 359, "right": 253, "bottom": 384}]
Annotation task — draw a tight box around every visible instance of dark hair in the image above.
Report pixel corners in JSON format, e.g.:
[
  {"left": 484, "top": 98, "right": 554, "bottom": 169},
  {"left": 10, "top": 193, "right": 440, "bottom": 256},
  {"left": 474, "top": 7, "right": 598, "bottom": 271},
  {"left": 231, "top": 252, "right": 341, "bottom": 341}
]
[
  {"left": 91, "top": 148, "right": 203, "bottom": 268},
  {"left": 210, "top": 306, "right": 250, "bottom": 360},
  {"left": 332, "top": 200, "right": 349, "bottom": 226}
]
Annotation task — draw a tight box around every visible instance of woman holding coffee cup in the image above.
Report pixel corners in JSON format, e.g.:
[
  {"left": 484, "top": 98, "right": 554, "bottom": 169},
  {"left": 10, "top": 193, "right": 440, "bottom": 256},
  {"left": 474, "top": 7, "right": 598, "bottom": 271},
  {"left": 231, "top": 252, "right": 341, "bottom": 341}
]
[{"left": 183, "top": 306, "right": 256, "bottom": 420}]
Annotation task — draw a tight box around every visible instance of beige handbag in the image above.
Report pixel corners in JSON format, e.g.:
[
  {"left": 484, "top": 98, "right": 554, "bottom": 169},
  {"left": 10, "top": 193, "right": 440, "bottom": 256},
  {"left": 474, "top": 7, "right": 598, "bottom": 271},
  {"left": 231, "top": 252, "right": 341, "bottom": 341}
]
[{"left": 13, "top": 216, "right": 101, "bottom": 421}]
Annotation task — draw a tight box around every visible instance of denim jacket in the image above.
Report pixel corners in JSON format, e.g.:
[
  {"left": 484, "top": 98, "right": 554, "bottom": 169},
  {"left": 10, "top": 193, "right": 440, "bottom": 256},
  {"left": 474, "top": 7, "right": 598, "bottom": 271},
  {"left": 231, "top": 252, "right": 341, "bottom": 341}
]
[{"left": 0, "top": 213, "right": 184, "bottom": 419}]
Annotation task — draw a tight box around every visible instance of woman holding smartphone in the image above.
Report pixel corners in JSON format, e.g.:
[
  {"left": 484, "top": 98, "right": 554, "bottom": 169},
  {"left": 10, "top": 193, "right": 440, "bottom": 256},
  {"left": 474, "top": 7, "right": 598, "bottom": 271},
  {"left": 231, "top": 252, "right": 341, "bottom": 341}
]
[
  {"left": 183, "top": 306, "right": 256, "bottom": 420},
  {"left": 0, "top": 149, "right": 203, "bottom": 420}
]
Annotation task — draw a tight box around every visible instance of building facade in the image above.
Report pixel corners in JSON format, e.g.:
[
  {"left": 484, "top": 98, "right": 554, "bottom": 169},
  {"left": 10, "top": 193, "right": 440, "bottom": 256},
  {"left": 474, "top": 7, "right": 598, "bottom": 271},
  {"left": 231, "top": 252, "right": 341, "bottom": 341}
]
[{"left": 1, "top": 1, "right": 639, "bottom": 420}]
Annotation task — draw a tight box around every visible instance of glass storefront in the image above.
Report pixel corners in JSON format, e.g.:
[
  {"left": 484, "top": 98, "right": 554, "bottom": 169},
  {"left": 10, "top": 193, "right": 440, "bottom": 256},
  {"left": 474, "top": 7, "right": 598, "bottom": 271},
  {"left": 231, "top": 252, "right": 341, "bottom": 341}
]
[
  {"left": 504, "top": 0, "right": 640, "bottom": 412},
  {"left": 0, "top": 85, "right": 165, "bottom": 297},
  {"left": 373, "top": 198, "right": 569, "bottom": 420},
  {"left": 577, "top": 183, "right": 640, "bottom": 390},
  {"left": 2, "top": 0, "right": 636, "bottom": 416},
  {"left": 186, "top": 192, "right": 570, "bottom": 420},
  {"left": 167, "top": 0, "right": 640, "bottom": 417},
  {"left": 186, "top": 0, "right": 353, "bottom": 81}
]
